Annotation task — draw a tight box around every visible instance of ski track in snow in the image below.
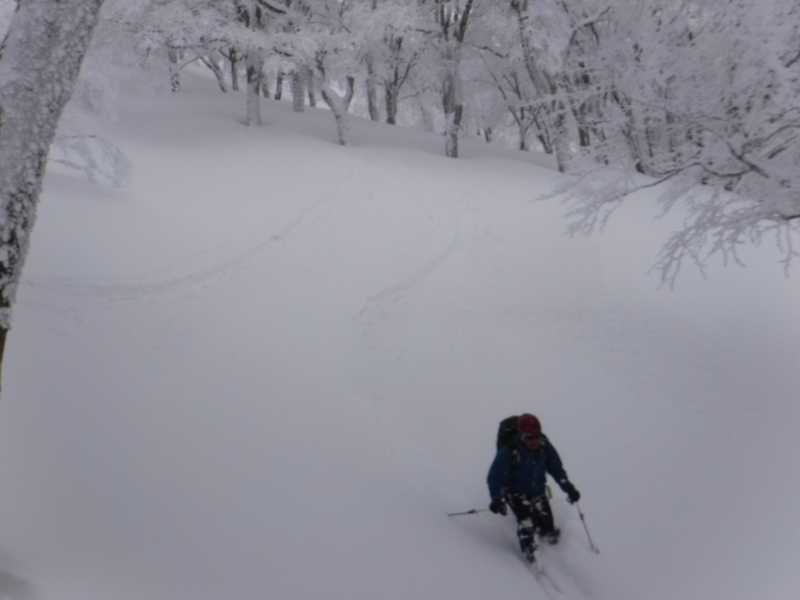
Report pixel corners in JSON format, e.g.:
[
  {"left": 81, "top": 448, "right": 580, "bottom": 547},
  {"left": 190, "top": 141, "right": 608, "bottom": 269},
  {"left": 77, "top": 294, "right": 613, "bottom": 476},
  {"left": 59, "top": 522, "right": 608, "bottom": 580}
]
[
  {"left": 355, "top": 190, "right": 462, "bottom": 320},
  {"left": 22, "top": 157, "right": 465, "bottom": 323},
  {"left": 19, "top": 167, "right": 358, "bottom": 304}
]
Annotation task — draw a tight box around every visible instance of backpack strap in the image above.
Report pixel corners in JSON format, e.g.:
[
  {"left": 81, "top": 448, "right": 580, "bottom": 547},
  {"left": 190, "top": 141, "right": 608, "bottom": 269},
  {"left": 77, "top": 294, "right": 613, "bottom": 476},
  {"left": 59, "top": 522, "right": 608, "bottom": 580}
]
[{"left": 509, "top": 443, "right": 521, "bottom": 470}]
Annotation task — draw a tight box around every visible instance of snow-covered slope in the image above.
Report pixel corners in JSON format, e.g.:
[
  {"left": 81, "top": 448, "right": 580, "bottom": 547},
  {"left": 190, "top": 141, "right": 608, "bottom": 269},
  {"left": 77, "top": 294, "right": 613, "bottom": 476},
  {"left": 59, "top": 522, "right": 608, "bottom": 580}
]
[{"left": 0, "top": 72, "right": 798, "bottom": 600}]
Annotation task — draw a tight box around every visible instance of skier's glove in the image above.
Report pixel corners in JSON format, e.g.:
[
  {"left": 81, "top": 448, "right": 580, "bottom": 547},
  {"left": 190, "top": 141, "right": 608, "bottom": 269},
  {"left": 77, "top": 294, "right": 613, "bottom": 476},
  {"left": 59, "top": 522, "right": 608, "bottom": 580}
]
[
  {"left": 489, "top": 498, "right": 507, "bottom": 515},
  {"left": 565, "top": 485, "right": 581, "bottom": 504}
]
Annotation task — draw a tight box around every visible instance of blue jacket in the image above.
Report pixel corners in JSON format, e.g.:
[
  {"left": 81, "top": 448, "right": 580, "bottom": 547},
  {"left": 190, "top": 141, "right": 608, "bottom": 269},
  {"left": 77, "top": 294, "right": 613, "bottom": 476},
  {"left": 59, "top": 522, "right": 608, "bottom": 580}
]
[{"left": 487, "top": 434, "right": 572, "bottom": 500}]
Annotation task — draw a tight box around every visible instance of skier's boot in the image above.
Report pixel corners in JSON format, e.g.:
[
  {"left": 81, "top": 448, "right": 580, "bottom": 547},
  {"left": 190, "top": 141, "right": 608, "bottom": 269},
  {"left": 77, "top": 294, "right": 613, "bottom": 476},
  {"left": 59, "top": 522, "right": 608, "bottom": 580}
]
[
  {"left": 523, "top": 545, "right": 537, "bottom": 565},
  {"left": 542, "top": 528, "right": 561, "bottom": 545}
]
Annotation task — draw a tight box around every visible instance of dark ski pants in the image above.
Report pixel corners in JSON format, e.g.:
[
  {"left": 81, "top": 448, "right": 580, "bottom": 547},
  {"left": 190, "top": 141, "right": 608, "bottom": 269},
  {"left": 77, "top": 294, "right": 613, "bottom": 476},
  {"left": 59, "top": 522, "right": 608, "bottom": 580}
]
[{"left": 504, "top": 490, "right": 555, "bottom": 553}]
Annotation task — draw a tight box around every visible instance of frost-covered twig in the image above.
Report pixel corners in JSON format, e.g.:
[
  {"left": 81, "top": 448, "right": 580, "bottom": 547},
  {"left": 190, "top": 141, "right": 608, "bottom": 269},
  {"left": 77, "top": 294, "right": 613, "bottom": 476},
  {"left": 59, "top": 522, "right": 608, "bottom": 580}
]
[{"left": 50, "top": 133, "right": 132, "bottom": 187}]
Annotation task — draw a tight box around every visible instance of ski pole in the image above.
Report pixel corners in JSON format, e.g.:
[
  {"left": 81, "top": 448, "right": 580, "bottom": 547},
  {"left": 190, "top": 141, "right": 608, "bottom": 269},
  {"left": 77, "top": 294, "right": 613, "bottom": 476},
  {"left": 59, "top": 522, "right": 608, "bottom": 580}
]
[
  {"left": 573, "top": 501, "right": 600, "bottom": 554},
  {"left": 447, "top": 508, "right": 490, "bottom": 517}
]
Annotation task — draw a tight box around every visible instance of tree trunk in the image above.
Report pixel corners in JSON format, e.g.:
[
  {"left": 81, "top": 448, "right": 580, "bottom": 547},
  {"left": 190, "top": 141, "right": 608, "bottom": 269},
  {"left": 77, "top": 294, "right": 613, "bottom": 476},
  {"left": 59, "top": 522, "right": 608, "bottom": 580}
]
[
  {"left": 245, "top": 52, "right": 263, "bottom": 126},
  {"left": 260, "top": 74, "right": 270, "bottom": 99},
  {"left": 306, "top": 67, "right": 316, "bottom": 107},
  {"left": 550, "top": 103, "right": 573, "bottom": 173},
  {"left": 168, "top": 46, "right": 181, "bottom": 92},
  {"left": 0, "top": 0, "right": 105, "bottom": 391},
  {"left": 438, "top": 0, "right": 473, "bottom": 159},
  {"left": 365, "top": 54, "right": 380, "bottom": 122},
  {"left": 512, "top": 111, "right": 529, "bottom": 150},
  {"left": 442, "top": 51, "right": 462, "bottom": 158},
  {"left": 291, "top": 70, "right": 305, "bottom": 112},
  {"left": 319, "top": 77, "right": 355, "bottom": 146},
  {"left": 511, "top": 2, "right": 573, "bottom": 170},
  {"left": 201, "top": 54, "right": 228, "bottom": 92},
  {"left": 385, "top": 81, "right": 398, "bottom": 125},
  {"left": 228, "top": 48, "right": 240, "bottom": 91}
]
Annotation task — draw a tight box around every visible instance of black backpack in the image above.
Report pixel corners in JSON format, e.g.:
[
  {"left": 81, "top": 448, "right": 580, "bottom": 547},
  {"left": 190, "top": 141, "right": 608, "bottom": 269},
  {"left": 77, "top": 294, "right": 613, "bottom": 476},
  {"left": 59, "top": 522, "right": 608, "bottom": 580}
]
[{"left": 496, "top": 415, "right": 520, "bottom": 449}]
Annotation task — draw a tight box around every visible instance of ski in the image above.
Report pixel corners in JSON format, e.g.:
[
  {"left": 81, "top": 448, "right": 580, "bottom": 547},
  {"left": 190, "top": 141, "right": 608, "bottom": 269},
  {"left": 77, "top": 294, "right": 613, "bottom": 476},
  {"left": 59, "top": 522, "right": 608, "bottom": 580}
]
[
  {"left": 533, "top": 564, "right": 564, "bottom": 596},
  {"left": 518, "top": 551, "right": 565, "bottom": 598},
  {"left": 527, "top": 562, "right": 561, "bottom": 600}
]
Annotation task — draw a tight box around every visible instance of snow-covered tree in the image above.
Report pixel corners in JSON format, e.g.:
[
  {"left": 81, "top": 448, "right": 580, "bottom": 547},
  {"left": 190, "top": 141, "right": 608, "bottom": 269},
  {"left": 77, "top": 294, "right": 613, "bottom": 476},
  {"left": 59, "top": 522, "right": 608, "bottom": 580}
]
[
  {"left": 359, "top": 0, "right": 426, "bottom": 125},
  {"left": 277, "top": 0, "right": 364, "bottom": 145},
  {"left": 418, "top": 0, "right": 477, "bottom": 158},
  {"left": 0, "top": 0, "right": 106, "bottom": 388},
  {"left": 564, "top": 0, "right": 800, "bottom": 282},
  {"left": 104, "top": 0, "right": 234, "bottom": 92}
]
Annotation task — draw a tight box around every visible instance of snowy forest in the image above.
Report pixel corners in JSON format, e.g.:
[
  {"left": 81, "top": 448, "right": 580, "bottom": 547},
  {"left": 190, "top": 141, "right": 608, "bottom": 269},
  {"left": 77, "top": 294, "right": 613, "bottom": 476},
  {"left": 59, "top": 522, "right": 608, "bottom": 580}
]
[
  {"left": 79, "top": 2, "right": 800, "bottom": 214},
  {"left": 1, "top": 1, "right": 800, "bottom": 361}
]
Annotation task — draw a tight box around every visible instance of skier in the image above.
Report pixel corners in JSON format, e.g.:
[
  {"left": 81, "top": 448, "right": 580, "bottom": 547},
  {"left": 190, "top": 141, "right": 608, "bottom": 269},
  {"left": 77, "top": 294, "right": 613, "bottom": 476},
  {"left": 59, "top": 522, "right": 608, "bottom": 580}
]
[{"left": 487, "top": 413, "right": 581, "bottom": 564}]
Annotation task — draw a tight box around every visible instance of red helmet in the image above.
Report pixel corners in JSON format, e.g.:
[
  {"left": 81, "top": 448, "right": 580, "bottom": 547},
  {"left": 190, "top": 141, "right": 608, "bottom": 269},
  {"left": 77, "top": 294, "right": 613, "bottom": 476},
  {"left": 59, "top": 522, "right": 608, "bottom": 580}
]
[{"left": 517, "top": 413, "right": 541, "bottom": 435}]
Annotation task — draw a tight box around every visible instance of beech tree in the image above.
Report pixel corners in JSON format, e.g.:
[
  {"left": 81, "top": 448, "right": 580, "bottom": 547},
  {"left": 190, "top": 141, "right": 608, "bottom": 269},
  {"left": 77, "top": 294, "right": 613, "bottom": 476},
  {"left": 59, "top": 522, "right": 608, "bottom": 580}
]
[
  {"left": 361, "top": 0, "right": 425, "bottom": 125},
  {"left": 296, "top": 0, "right": 362, "bottom": 144},
  {"left": 421, "top": 0, "right": 477, "bottom": 158},
  {"left": 0, "top": 0, "right": 106, "bottom": 388},
  {"left": 563, "top": 0, "right": 800, "bottom": 282}
]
